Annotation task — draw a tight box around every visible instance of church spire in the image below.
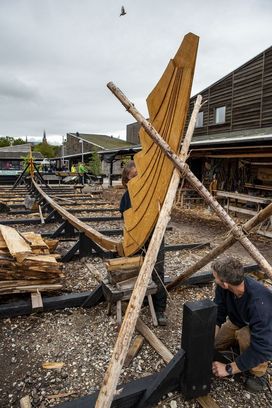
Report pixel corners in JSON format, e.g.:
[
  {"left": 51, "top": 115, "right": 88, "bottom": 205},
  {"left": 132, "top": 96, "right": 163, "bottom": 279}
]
[{"left": 43, "top": 130, "right": 47, "bottom": 144}]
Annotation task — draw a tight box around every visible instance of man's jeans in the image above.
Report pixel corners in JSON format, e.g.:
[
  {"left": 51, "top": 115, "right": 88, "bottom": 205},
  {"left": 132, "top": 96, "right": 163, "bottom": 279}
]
[{"left": 215, "top": 319, "right": 268, "bottom": 377}]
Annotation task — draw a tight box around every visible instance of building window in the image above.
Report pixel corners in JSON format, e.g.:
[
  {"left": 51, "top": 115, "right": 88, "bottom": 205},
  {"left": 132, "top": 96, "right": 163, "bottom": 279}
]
[
  {"left": 215, "top": 106, "right": 226, "bottom": 124},
  {"left": 196, "top": 111, "right": 204, "bottom": 128}
]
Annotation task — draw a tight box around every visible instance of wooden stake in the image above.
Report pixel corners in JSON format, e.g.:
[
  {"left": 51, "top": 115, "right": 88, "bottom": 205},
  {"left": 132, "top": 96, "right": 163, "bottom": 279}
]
[
  {"left": 136, "top": 318, "right": 173, "bottom": 363},
  {"left": 20, "top": 395, "right": 32, "bottom": 408},
  {"left": 107, "top": 82, "right": 272, "bottom": 280},
  {"left": 124, "top": 335, "right": 144, "bottom": 367},
  {"left": 95, "top": 94, "right": 202, "bottom": 408},
  {"left": 31, "top": 289, "right": 43, "bottom": 311},
  {"left": 38, "top": 205, "right": 45, "bottom": 224},
  {"left": 167, "top": 202, "right": 272, "bottom": 290}
]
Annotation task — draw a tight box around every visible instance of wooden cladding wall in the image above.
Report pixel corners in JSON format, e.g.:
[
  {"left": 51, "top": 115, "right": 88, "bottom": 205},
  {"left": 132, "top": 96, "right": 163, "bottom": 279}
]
[{"left": 187, "top": 46, "right": 272, "bottom": 137}]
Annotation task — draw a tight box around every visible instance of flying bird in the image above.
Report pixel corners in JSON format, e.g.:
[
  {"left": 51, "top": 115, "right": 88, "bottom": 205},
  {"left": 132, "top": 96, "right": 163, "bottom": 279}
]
[{"left": 120, "top": 6, "right": 126, "bottom": 16}]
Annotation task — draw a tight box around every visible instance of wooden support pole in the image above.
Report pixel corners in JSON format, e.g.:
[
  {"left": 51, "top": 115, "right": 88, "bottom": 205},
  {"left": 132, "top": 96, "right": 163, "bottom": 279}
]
[
  {"left": 167, "top": 202, "right": 272, "bottom": 290},
  {"left": 95, "top": 95, "right": 202, "bottom": 408},
  {"left": 107, "top": 82, "right": 272, "bottom": 280}
]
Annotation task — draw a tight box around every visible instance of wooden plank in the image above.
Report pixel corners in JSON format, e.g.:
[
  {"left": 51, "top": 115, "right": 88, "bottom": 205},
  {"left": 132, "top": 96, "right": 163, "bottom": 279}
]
[
  {"left": 31, "top": 290, "right": 43, "bottom": 311},
  {"left": 147, "top": 294, "right": 158, "bottom": 327},
  {"left": 224, "top": 205, "right": 257, "bottom": 216},
  {"left": 116, "top": 300, "right": 122, "bottom": 325},
  {"left": 21, "top": 232, "right": 49, "bottom": 250},
  {"left": 0, "top": 224, "right": 32, "bottom": 262},
  {"left": 216, "top": 190, "right": 269, "bottom": 204},
  {"left": 39, "top": 205, "right": 45, "bottom": 224},
  {"left": 106, "top": 256, "right": 143, "bottom": 271},
  {"left": 136, "top": 318, "right": 173, "bottom": 363},
  {"left": 20, "top": 395, "right": 32, "bottom": 408},
  {"left": 108, "top": 268, "right": 139, "bottom": 284},
  {"left": 197, "top": 395, "right": 220, "bottom": 408},
  {"left": 124, "top": 335, "right": 144, "bottom": 367}
]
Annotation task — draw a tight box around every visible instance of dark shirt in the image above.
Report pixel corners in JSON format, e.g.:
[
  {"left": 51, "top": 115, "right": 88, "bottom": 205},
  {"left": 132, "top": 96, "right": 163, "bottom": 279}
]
[
  {"left": 214, "top": 276, "right": 272, "bottom": 371},
  {"left": 119, "top": 190, "right": 131, "bottom": 218}
]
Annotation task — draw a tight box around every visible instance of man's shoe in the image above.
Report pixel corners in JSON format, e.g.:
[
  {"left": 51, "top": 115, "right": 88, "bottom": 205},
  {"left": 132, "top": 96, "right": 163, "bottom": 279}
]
[
  {"left": 245, "top": 375, "right": 267, "bottom": 393},
  {"left": 157, "top": 312, "right": 167, "bottom": 326}
]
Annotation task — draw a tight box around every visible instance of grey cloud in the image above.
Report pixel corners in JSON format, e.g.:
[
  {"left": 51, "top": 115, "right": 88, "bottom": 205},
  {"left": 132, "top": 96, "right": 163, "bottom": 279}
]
[
  {"left": 0, "top": 0, "right": 271, "bottom": 141},
  {"left": 0, "top": 75, "right": 40, "bottom": 100}
]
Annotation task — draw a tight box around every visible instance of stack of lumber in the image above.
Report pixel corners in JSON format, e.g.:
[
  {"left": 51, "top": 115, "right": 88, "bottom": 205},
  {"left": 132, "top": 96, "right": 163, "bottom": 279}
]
[{"left": 0, "top": 225, "right": 63, "bottom": 294}]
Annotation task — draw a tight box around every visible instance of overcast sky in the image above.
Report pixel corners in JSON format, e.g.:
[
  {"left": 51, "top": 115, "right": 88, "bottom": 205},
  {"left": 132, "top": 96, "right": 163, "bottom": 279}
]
[{"left": 0, "top": 0, "right": 271, "bottom": 145}]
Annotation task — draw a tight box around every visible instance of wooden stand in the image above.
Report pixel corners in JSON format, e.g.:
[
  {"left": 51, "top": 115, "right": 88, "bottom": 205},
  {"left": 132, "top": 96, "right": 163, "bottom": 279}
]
[{"left": 102, "top": 279, "right": 158, "bottom": 326}]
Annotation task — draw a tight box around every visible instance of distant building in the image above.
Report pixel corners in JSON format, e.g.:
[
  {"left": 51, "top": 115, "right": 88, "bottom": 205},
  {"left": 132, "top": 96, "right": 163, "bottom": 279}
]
[
  {"left": 127, "top": 122, "right": 141, "bottom": 144},
  {"left": 59, "top": 132, "right": 135, "bottom": 176},
  {"left": 0, "top": 143, "right": 43, "bottom": 183}
]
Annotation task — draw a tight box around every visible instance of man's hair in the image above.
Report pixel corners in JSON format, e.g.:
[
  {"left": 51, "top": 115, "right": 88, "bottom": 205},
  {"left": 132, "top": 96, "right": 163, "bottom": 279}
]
[
  {"left": 121, "top": 160, "right": 136, "bottom": 188},
  {"left": 211, "top": 257, "right": 244, "bottom": 285}
]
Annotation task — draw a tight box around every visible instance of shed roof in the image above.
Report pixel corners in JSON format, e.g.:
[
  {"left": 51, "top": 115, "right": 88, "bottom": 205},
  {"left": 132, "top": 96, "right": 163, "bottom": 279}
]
[
  {"left": 68, "top": 133, "right": 135, "bottom": 150},
  {"left": 0, "top": 143, "right": 43, "bottom": 159},
  {"left": 191, "top": 127, "right": 272, "bottom": 146}
]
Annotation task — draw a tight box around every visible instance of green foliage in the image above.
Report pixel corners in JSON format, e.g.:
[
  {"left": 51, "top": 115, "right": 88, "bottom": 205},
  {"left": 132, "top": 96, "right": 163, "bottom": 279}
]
[
  {"left": 13, "top": 138, "right": 26, "bottom": 145},
  {"left": 0, "top": 136, "right": 14, "bottom": 147},
  {"left": 0, "top": 136, "right": 27, "bottom": 147},
  {"left": 87, "top": 150, "right": 102, "bottom": 176},
  {"left": 20, "top": 155, "right": 30, "bottom": 173},
  {"left": 33, "top": 142, "right": 58, "bottom": 158}
]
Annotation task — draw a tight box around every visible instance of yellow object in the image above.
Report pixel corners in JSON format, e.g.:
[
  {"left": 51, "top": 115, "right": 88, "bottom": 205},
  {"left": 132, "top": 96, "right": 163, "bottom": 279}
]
[{"left": 122, "top": 33, "right": 199, "bottom": 256}]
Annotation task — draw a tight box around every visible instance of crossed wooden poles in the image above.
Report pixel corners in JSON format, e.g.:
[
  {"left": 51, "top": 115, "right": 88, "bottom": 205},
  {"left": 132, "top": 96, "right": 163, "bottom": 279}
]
[{"left": 95, "top": 83, "right": 272, "bottom": 408}]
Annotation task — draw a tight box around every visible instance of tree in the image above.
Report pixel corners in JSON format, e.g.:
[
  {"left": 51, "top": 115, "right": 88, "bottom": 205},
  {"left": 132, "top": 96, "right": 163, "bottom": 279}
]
[
  {"left": 0, "top": 136, "right": 27, "bottom": 147},
  {"left": 87, "top": 150, "right": 102, "bottom": 175},
  {"left": 0, "top": 136, "right": 13, "bottom": 147},
  {"left": 13, "top": 138, "right": 26, "bottom": 145},
  {"left": 33, "top": 142, "right": 58, "bottom": 158}
]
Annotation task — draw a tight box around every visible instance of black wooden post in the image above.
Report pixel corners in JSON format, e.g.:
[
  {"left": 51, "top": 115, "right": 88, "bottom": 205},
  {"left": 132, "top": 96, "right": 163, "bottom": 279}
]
[{"left": 180, "top": 299, "right": 217, "bottom": 400}]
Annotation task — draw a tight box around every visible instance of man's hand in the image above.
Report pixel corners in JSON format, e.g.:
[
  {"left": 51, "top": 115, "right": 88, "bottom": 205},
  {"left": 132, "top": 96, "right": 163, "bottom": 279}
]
[
  {"left": 212, "top": 361, "right": 229, "bottom": 377},
  {"left": 212, "top": 360, "right": 240, "bottom": 377}
]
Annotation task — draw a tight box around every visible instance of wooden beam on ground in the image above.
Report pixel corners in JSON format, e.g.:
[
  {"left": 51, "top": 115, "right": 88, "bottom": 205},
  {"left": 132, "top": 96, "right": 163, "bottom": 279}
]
[
  {"left": 0, "top": 286, "right": 104, "bottom": 318},
  {"left": 136, "top": 318, "right": 172, "bottom": 363},
  {"left": 167, "top": 202, "right": 272, "bottom": 291},
  {"left": 107, "top": 82, "right": 272, "bottom": 279},
  {"left": 20, "top": 395, "right": 32, "bottom": 408}
]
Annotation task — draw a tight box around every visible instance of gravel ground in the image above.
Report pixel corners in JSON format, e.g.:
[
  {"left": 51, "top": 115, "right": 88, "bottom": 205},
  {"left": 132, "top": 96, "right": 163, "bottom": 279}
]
[{"left": 0, "top": 192, "right": 271, "bottom": 408}]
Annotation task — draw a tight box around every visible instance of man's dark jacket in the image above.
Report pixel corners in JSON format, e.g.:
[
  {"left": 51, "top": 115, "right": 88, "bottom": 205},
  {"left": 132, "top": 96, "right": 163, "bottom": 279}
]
[{"left": 215, "top": 276, "right": 272, "bottom": 371}]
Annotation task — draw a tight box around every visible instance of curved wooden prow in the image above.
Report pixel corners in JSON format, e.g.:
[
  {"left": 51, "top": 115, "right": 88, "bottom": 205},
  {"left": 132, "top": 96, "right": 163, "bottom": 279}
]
[
  {"left": 122, "top": 33, "right": 199, "bottom": 256},
  {"left": 32, "top": 179, "right": 123, "bottom": 255}
]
